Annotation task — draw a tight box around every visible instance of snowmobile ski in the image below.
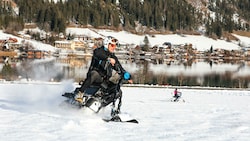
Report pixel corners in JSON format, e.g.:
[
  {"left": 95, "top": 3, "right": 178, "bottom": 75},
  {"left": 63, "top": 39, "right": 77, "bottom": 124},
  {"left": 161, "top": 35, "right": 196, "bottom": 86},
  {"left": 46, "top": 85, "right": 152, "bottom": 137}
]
[
  {"left": 102, "top": 118, "right": 139, "bottom": 123},
  {"left": 103, "top": 114, "right": 139, "bottom": 124}
]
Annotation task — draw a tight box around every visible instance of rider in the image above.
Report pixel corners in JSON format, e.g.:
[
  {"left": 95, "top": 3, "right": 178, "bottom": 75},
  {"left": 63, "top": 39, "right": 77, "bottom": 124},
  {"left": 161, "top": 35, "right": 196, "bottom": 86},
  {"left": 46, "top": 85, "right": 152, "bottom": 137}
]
[
  {"left": 74, "top": 36, "right": 133, "bottom": 102},
  {"left": 173, "top": 88, "right": 181, "bottom": 102}
]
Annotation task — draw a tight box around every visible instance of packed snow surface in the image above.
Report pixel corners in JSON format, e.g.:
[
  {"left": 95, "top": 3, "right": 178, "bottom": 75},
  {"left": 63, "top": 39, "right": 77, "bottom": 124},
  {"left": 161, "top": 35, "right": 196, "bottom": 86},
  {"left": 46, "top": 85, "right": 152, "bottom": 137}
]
[{"left": 0, "top": 81, "right": 250, "bottom": 141}]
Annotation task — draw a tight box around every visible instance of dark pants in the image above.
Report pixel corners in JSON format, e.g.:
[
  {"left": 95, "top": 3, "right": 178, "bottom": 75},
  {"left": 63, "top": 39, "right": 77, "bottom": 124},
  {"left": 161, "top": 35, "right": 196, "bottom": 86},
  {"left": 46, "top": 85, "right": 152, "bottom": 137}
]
[
  {"left": 173, "top": 95, "right": 180, "bottom": 101},
  {"left": 79, "top": 70, "right": 103, "bottom": 93}
]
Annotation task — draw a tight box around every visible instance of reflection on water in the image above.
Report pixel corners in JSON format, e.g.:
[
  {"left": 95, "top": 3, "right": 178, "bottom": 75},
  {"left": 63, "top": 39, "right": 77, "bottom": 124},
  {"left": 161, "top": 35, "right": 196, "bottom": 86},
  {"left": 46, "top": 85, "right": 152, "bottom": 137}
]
[{"left": 1, "top": 56, "right": 250, "bottom": 88}]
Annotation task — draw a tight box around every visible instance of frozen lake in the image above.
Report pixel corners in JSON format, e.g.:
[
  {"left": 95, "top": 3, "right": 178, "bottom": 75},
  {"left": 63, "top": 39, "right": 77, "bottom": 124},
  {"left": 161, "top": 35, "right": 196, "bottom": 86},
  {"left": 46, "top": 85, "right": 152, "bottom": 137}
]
[{"left": 0, "top": 82, "right": 250, "bottom": 141}]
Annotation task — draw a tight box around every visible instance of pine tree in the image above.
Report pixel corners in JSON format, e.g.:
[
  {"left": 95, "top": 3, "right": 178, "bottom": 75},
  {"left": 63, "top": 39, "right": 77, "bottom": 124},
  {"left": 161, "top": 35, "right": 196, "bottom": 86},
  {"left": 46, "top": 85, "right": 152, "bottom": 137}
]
[{"left": 142, "top": 36, "right": 150, "bottom": 51}]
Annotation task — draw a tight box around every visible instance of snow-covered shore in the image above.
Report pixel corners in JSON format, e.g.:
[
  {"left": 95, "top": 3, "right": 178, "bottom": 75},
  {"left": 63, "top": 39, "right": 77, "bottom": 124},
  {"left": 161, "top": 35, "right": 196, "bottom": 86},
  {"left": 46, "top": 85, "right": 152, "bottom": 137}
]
[
  {"left": 1, "top": 79, "right": 249, "bottom": 91},
  {"left": 1, "top": 28, "right": 250, "bottom": 52}
]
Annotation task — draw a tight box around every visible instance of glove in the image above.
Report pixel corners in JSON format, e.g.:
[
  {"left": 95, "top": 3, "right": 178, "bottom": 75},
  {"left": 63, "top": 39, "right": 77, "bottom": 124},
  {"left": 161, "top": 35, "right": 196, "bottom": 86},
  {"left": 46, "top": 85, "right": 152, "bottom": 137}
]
[{"left": 123, "top": 72, "right": 131, "bottom": 80}]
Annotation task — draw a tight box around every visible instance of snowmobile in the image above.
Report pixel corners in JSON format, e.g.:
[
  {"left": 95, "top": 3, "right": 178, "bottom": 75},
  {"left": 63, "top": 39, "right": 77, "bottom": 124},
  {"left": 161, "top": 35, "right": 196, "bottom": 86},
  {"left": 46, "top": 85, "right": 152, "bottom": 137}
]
[
  {"left": 62, "top": 78, "right": 122, "bottom": 113},
  {"left": 62, "top": 74, "right": 138, "bottom": 123}
]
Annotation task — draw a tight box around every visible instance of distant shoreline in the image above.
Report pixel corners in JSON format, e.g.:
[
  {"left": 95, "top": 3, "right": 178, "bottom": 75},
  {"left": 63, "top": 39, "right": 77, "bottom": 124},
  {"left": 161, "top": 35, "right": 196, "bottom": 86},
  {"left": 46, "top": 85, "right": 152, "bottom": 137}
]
[
  {"left": 0, "top": 80, "right": 248, "bottom": 91},
  {"left": 123, "top": 84, "right": 250, "bottom": 91}
]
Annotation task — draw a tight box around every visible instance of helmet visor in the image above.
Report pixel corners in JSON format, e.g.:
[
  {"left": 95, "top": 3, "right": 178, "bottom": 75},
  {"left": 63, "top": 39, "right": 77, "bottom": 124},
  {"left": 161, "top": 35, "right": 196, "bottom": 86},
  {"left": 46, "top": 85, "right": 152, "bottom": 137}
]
[{"left": 111, "top": 38, "right": 118, "bottom": 45}]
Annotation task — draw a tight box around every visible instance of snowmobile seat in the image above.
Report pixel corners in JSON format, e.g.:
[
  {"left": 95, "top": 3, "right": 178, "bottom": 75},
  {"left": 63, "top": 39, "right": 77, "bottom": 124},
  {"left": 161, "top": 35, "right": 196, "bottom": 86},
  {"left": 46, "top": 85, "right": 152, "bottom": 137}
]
[
  {"left": 84, "top": 85, "right": 100, "bottom": 95},
  {"left": 84, "top": 81, "right": 108, "bottom": 96}
]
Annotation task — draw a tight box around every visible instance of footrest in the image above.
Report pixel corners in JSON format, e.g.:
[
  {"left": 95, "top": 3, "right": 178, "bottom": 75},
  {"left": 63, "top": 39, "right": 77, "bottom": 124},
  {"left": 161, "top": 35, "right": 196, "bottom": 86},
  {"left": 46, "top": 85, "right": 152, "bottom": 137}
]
[{"left": 62, "top": 92, "right": 74, "bottom": 98}]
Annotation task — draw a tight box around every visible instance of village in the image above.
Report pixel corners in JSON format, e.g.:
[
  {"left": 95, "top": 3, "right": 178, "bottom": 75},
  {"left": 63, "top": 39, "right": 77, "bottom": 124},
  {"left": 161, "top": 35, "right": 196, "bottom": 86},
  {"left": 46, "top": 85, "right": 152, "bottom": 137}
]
[{"left": 0, "top": 32, "right": 250, "bottom": 66}]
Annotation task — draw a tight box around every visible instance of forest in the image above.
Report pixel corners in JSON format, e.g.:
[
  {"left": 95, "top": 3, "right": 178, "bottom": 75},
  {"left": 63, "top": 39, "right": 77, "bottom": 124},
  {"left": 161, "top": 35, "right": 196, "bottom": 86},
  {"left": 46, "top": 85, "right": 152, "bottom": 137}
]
[{"left": 0, "top": 0, "right": 249, "bottom": 38}]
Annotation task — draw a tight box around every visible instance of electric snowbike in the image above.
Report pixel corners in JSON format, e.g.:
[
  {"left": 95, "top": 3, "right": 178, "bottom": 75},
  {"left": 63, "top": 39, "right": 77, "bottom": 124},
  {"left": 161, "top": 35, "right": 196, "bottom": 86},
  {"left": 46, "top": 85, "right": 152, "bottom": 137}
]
[
  {"left": 62, "top": 66, "right": 139, "bottom": 123},
  {"left": 62, "top": 78, "right": 123, "bottom": 113},
  {"left": 62, "top": 75, "right": 138, "bottom": 123},
  {"left": 62, "top": 78, "right": 139, "bottom": 123}
]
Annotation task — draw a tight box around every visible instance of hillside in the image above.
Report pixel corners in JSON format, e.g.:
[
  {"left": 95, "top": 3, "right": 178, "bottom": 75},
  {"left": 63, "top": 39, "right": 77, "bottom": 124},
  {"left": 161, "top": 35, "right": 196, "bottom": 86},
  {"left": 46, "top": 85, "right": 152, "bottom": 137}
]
[{"left": 0, "top": 0, "right": 249, "bottom": 40}]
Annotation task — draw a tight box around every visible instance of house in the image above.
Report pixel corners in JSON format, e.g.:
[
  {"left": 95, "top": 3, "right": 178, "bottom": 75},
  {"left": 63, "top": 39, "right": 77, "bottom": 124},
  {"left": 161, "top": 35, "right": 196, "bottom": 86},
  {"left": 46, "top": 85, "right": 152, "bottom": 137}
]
[{"left": 54, "top": 40, "right": 72, "bottom": 50}]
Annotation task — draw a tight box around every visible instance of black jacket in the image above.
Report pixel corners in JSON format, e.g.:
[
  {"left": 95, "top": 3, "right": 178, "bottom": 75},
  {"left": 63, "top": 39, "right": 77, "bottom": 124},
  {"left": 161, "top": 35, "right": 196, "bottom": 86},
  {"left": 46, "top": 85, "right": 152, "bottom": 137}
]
[{"left": 88, "top": 46, "right": 128, "bottom": 79}]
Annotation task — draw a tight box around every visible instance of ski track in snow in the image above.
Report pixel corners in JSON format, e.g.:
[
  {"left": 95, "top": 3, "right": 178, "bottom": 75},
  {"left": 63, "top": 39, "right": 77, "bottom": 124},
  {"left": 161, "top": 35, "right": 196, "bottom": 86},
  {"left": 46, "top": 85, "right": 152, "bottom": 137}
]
[{"left": 0, "top": 83, "right": 250, "bottom": 141}]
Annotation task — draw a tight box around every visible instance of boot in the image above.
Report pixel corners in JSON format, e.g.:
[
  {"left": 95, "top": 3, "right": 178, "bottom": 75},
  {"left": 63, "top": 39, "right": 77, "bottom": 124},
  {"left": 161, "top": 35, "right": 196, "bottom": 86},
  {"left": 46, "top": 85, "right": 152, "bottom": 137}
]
[{"left": 74, "top": 91, "right": 84, "bottom": 104}]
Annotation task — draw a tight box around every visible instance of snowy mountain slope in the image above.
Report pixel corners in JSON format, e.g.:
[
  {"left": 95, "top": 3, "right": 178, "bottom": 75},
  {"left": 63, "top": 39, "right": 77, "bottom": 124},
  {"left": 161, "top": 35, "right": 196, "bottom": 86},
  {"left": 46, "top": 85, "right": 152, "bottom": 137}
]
[
  {"left": 0, "top": 30, "right": 56, "bottom": 52},
  {"left": 1, "top": 27, "right": 250, "bottom": 52},
  {"left": 67, "top": 27, "right": 250, "bottom": 51}
]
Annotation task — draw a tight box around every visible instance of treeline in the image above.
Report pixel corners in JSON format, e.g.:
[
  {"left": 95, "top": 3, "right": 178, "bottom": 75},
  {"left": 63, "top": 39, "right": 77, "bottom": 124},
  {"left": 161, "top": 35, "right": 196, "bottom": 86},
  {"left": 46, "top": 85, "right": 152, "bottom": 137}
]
[
  {"left": 0, "top": 0, "right": 249, "bottom": 37},
  {"left": 132, "top": 69, "right": 250, "bottom": 88},
  {"left": 205, "top": 0, "right": 250, "bottom": 37}
]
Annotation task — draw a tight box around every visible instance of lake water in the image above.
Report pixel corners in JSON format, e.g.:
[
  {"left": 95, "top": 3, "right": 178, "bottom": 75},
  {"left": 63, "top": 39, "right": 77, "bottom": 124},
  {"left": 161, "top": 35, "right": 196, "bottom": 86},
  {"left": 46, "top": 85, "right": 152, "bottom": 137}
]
[{"left": 1, "top": 56, "right": 250, "bottom": 87}]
